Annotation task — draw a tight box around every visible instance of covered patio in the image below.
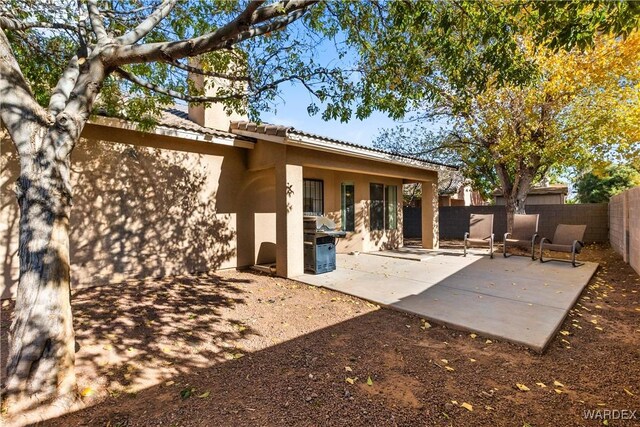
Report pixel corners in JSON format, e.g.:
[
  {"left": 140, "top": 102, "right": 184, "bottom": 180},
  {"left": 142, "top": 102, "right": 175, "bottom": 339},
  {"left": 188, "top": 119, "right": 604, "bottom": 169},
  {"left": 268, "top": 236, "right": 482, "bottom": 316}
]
[{"left": 294, "top": 250, "right": 598, "bottom": 352}]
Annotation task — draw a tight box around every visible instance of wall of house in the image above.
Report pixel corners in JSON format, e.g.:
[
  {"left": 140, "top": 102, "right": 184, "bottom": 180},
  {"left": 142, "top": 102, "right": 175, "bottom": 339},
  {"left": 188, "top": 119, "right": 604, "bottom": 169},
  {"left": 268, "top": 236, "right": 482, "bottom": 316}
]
[
  {"left": 1, "top": 131, "right": 255, "bottom": 299},
  {"left": 303, "top": 167, "right": 404, "bottom": 253}
]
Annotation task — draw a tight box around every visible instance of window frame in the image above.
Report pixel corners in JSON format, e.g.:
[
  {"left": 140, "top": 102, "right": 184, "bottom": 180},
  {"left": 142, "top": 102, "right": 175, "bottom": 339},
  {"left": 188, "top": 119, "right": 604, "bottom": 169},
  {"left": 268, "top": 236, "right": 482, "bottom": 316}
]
[
  {"left": 370, "top": 183, "right": 398, "bottom": 231},
  {"left": 370, "top": 183, "right": 385, "bottom": 231},
  {"left": 341, "top": 182, "right": 355, "bottom": 232},
  {"left": 303, "top": 178, "right": 324, "bottom": 216},
  {"left": 385, "top": 185, "right": 398, "bottom": 230}
]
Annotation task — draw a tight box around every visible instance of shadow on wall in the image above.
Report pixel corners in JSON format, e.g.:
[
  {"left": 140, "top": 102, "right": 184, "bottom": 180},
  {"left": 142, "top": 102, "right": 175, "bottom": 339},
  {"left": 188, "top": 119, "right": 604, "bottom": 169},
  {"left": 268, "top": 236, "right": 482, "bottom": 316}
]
[{"left": 1, "top": 140, "right": 237, "bottom": 298}]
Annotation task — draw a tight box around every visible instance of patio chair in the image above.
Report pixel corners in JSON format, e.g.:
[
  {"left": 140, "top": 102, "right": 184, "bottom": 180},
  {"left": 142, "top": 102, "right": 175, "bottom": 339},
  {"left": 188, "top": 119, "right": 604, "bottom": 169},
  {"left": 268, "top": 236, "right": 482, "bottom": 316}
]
[
  {"left": 539, "top": 224, "right": 587, "bottom": 267},
  {"left": 503, "top": 214, "right": 539, "bottom": 260},
  {"left": 464, "top": 213, "right": 495, "bottom": 258}
]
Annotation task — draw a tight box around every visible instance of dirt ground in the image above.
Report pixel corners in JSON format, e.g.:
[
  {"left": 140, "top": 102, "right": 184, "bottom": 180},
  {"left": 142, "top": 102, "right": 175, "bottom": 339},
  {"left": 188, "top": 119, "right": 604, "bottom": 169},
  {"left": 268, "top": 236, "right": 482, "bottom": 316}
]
[{"left": 1, "top": 243, "right": 639, "bottom": 426}]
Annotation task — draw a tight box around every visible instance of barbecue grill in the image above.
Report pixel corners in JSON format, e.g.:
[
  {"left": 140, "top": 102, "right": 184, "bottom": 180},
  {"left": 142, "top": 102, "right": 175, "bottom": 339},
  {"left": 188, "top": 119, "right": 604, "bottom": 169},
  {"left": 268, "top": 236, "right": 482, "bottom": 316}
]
[{"left": 304, "top": 216, "right": 346, "bottom": 274}]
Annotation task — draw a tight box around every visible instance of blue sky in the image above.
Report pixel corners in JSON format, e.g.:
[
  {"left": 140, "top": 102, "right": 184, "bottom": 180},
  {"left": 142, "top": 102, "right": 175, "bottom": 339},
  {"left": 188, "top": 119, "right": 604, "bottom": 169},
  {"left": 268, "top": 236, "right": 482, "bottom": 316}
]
[{"left": 260, "top": 83, "right": 400, "bottom": 147}]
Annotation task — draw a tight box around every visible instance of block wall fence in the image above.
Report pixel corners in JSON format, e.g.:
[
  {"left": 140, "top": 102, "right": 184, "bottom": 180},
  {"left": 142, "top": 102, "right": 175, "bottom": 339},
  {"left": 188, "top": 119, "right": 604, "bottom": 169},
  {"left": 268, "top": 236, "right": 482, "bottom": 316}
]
[
  {"left": 404, "top": 203, "right": 609, "bottom": 243},
  {"left": 609, "top": 187, "right": 640, "bottom": 275}
]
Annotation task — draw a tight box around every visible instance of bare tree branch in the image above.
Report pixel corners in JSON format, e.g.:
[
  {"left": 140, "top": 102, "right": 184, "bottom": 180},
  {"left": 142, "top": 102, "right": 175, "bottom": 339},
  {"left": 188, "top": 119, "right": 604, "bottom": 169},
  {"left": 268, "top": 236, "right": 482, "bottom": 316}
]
[
  {"left": 49, "top": 56, "right": 80, "bottom": 116},
  {"left": 166, "top": 59, "right": 251, "bottom": 82},
  {"left": 117, "top": 0, "right": 180, "bottom": 45},
  {"left": 115, "top": 67, "right": 244, "bottom": 103},
  {"left": 0, "top": 17, "right": 77, "bottom": 32},
  {"left": 87, "top": 0, "right": 109, "bottom": 44},
  {"left": 110, "top": 0, "right": 316, "bottom": 66}
]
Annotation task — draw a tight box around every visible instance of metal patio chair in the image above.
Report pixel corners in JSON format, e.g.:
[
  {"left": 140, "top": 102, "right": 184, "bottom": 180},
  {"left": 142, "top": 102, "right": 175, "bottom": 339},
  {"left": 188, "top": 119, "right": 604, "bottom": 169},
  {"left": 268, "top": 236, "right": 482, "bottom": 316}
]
[
  {"left": 464, "top": 213, "right": 495, "bottom": 259},
  {"left": 503, "top": 213, "right": 539, "bottom": 260},
  {"left": 539, "top": 224, "right": 587, "bottom": 267}
]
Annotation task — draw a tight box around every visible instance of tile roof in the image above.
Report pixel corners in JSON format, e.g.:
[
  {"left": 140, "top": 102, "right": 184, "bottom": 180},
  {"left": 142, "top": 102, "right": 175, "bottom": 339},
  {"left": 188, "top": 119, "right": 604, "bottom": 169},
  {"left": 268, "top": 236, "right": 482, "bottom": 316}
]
[
  {"left": 230, "top": 120, "right": 457, "bottom": 169},
  {"left": 159, "top": 106, "right": 246, "bottom": 140}
]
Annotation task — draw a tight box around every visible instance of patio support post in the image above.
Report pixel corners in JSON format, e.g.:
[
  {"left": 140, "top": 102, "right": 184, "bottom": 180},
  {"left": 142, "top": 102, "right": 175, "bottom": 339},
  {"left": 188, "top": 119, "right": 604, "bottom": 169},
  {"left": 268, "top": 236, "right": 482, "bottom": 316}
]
[
  {"left": 275, "top": 163, "right": 304, "bottom": 277},
  {"left": 421, "top": 180, "right": 439, "bottom": 249}
]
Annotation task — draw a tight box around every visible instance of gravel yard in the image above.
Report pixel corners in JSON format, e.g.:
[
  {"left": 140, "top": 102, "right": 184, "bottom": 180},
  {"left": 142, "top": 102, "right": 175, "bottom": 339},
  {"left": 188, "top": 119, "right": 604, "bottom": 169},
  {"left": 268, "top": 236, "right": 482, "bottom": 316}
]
[{"left": 1, "top": 243, "right": 638, "bottom": 426}]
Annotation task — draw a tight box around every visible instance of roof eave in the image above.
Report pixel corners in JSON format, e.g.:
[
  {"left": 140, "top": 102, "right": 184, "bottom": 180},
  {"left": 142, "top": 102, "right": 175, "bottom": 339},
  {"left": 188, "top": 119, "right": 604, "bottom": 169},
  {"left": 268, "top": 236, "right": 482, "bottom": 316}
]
[
  {"left": 89, "top": 116, "right": 255, "bottom": 149},
  {"left": 286, "top": 132, "right": 455, "bottom": 172}
]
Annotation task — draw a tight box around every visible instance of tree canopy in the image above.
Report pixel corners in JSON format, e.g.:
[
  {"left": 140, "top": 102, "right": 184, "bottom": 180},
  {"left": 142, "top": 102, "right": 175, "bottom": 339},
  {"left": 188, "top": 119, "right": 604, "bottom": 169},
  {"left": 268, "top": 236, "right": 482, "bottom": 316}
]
[
  {"left": 575, "top": 164, "right": 640, "bottom": 203},
  {"left": 374, "top": 31, "right": 640, "bottom": 225},
  {"left": 1, "top": 0, "right": 640, "bottom": 415}
]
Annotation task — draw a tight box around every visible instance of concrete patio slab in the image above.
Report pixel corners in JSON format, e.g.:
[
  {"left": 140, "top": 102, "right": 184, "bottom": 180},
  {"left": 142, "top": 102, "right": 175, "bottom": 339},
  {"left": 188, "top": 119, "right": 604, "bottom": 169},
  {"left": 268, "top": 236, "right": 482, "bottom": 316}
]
[{"left": 294, "top": 250, "right": 598, "bottom": 352}]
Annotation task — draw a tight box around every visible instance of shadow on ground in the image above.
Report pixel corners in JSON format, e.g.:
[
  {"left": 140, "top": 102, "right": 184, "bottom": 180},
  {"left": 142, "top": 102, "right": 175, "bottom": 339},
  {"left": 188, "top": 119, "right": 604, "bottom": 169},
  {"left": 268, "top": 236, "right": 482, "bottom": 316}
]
[{"left": 1, "top": 245, "right": 638, "bottom": 427}]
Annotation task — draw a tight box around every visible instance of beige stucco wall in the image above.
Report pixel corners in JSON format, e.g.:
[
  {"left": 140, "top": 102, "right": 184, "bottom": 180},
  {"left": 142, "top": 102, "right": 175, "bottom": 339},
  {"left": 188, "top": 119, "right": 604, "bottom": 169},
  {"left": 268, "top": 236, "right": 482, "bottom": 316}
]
[
  {"left": 1, "top": 127, "right": 272, "bottom": 299},
  {"left": 303, "top": 167, "right": 404, "bottom": 253},
  {"left": 1, "top": 128, "right": 439, "bottom": 298}
]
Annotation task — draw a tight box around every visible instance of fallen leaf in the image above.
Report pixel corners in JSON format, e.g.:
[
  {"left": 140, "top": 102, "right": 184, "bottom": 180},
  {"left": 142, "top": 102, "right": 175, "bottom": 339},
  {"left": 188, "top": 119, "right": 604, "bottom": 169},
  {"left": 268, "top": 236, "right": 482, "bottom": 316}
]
[
  {"left": 485, "top": 405, "right": 495, "bottom": 411},
  {"left": 469, "top": 358, "right": 477, "bottom": 363},
  {"left": 345, "top": 377, "right": 355, "bottom": 385},
  {"left": 445, "top": 366, "right": 455, "bottom": 372},
  {"left": 461, "top": 402, "right": 473, "bottom": 411},
  {"left": 470, "top": 333, "right": 477, "bottom": 339},
  {"left": 198, "top": 391, "right": 210, "bottom": 398},
  {"left": 536, "top": 382, "right": 547, "bottom": 388},
  {"left": 485, "top": 339, "right": 492, "bottom": 344},
  {"left": 451, "top": 400, "right": 458, "bottom": 405},
  {"left": 553, "top": 380, "right": 565, "bottom": 388},
  {"left": 516, "top": 383, "right": 530, "bottom": 392},
  {"left": 441, "top": 359, "right": 449, "bottom": 364},
  {"left": 165, "top": 381, "right": 175, "bottom": 386},
  {"left": 367, "top": 376, "right": 373, "bottom": 386},
  {"left": 345, "top": 366, "right": 353, "bottom": 372},
  {"left": 554, "top": 389, "right": 563, "bottom": 394},
  {"left": 80, "top": 387, "right": 94, "bottom": 397},
  {"left": 559, "top": 330, "right": 570, "bottom": 336}
]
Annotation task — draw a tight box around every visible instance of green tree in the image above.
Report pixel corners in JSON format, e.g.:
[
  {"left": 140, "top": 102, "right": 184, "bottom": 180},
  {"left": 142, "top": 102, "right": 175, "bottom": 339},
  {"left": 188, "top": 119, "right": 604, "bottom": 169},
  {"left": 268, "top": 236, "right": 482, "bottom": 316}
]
[
  {"left": 1, "top": 0, "right": 638, "bottom": 412},
  {"left": 575, "top": 165, "right": 640, "bottom": 203}
]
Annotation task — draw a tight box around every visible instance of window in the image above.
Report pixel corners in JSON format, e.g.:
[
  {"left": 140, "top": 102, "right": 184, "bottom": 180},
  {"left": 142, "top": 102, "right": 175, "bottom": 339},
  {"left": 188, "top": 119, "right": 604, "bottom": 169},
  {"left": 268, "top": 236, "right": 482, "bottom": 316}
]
[
  {"left": 370, "top": 183, "right": 398, "bottom": 231},
  {"left": 370, "top": 183, "right": 385, "bottom": 231},
  {"left": 303, "top": 179, "right": 324, "bottom": 216},
  {"left": 341, "top": 183, "right": 355, "bottom": 232},
  {"left": 385, "top": 185, "right": 398, "bottom": 229}
]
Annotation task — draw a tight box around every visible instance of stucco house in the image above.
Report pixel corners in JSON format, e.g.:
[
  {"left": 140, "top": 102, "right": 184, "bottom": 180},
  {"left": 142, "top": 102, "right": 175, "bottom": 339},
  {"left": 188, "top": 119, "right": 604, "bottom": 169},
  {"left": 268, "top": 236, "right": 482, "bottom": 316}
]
[
  {"left": 1, "top": 103, "right": 451, "bottom": 299},
  {"left": 494, "top": 185, "right": 568, "bottom": 205}
]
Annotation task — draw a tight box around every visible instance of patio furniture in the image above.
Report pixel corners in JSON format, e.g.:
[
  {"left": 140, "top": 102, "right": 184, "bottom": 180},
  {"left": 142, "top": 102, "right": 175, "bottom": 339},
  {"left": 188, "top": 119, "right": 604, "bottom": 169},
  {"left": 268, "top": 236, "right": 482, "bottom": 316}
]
[
  {"left": 464, "top": 214, "right": 495, "bottom": 258},
  {"left": 539, "top": 224, "right": 587, "bottom": 267},
  {"left": 503, "top": 214, "right": 539, "bottom": 260}
]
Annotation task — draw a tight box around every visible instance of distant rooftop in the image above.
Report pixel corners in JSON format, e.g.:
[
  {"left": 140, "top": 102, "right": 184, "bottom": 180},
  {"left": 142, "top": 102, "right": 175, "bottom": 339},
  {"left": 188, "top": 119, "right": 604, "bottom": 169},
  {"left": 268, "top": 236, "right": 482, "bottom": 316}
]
[{"left": 493, "top": 185, "right": 568, "bottom": 196}]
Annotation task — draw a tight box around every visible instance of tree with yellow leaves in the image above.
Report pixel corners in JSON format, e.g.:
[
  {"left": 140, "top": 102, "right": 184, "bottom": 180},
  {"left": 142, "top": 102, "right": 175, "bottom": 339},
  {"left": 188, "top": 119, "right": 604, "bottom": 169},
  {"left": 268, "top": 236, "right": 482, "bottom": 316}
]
[{"left": 376, "top": 32, "right": 640, "bottom": 230}]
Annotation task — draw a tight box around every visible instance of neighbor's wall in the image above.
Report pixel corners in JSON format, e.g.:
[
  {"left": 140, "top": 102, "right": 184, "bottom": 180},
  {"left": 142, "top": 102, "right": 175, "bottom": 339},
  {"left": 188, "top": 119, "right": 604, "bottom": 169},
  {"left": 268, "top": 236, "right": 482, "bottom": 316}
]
[
  {"left": 408, "top": 204, "right": 609, "bottom": 243},
  {"left": 1, "top": 133, "right": 252, "bottom": 299},
  {"left": 609, "top": 186, "right": 640, "bottom": 275},
  {"left": 303, "top": 167, "right": 404, "bottom": 254}
]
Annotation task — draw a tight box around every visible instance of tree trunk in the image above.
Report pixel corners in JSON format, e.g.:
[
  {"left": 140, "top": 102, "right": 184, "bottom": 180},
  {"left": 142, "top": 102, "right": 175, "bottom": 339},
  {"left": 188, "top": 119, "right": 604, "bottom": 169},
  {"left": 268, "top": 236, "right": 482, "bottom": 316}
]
[
  {"left": 495, "top": 162, "right": 534, "bottom": 233},
  {"left": 3, "top": 128, "right": 77, "bottom": 412},
  {"left": 505, "top": 195, "right": 527, "bottom": 233}
]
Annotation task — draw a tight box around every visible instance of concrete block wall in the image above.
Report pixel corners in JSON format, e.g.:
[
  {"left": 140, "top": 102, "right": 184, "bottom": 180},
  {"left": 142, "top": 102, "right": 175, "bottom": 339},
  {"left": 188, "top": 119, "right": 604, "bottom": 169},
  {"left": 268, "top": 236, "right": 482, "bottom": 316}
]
[
  {"left": 419, "top": 204, "right": 609, "bottom": 243},
  {"left": 609, "top": 192, "right": 627, "bottom": 261},
  {"left": 610, "top": 186, "right": 640, "bottom": 275},
  {"left": 629, "top": 188, "right": 640, "bottom": 275}
]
